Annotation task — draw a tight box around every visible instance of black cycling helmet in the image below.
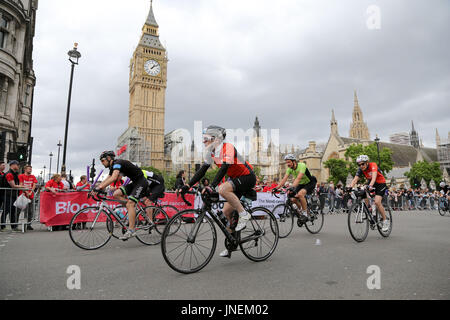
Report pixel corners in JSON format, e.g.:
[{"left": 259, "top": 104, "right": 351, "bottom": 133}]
[{"left": 99, "top": 150, "right": 115, "bottom": 161}]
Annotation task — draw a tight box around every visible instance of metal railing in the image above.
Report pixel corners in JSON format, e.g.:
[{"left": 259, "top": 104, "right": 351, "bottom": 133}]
[{"left": 0, "top": 187, "right": 38, "bottom": 233}]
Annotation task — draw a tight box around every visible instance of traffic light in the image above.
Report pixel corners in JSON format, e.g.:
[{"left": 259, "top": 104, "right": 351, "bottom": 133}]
[
  {"left": 17, "top": 145, "right": 28, "bottom": 162},
  {"left": 90, "top": 159, "right": 96, "bottom": 183}
]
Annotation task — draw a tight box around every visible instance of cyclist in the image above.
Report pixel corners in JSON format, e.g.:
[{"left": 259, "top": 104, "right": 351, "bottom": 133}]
[
  {"left": 439, "top": 181, "right": 449, "bottom": 209},
  {"left": 348, "top": 155, "right": 389, "bottom": 232},
  {"left": 273, "top": 154, "right": 317, "bottom": 224},
  {"left": 179, "top": 125, "right": 256, "bottom": 257},
  {"left": 91, "top": 151, "right": 149, "bottom": 240}
]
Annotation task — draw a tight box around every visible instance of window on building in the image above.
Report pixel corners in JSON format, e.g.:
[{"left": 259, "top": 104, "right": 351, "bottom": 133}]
[
  {"left": 0, "top": 74, "right": 9, "bottom": 114},
  {"left": 0, "top": 15, "right": 10, "bottom": 49},
  {"left": 24, "top": 84, "right": 31, "bottom": 107}
]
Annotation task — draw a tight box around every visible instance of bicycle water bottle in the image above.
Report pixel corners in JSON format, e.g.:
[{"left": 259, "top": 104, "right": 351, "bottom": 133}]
[{"left": 240, "top": 196, "right": 252, "bottom": 208}]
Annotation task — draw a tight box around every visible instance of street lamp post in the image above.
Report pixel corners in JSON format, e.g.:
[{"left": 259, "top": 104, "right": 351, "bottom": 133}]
[
  {"left": 57, "top": 140, "right": 62, "bottom": 173},
  {"left": 61, "top": 43, "right": 81, "bottom": 175},
  {"left": 375, "top": 135, "right": 381, "bottom": 168},
  {"left": 43, "top": 165, "right": 46, "bottom": 183},
  {"left": 49, "top": 152, "right": 53, "bottom": 180}
]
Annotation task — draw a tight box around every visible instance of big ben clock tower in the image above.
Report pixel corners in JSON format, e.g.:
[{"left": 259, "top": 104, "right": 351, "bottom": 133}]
[{"left": 128, "top": 0, "right": 167, "bottom": 170}]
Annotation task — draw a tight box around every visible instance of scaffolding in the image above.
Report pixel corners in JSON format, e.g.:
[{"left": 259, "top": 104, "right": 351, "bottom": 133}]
[{"left": 116, "top": 127, "right": 151, "bottom": 167}]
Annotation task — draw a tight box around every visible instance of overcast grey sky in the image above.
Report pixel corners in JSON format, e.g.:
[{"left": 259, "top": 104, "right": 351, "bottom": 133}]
[{"left": 31, "top": 0, "right": 450, "bottom": 180}]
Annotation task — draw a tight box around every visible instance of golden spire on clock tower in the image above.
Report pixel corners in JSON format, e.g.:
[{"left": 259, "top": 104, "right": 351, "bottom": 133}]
[{"left": 128, "top": 0, "right": 168, "bottom": 170}]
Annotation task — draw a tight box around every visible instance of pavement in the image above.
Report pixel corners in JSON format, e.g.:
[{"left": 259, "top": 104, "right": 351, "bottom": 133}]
[{"left": 0, "top": 210, "right": 449, "bottom": 300}]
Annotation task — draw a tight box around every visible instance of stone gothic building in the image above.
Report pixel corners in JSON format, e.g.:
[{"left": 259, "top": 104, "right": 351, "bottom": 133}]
[{"left": 0, "top": 0, "right": 38, "bottom": 163}]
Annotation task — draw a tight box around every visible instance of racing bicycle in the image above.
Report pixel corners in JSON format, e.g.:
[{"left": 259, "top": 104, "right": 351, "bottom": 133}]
[
  {"left": 68, "top": 191, "right": 169, "bottom": 250},
  {"left": 160, "top": 190, "right": 279, "bottom": 274},
  {"left": 271, "top": 190, "right": 324, "bottom": 238},
  {"left": 346, "top": 187, "right": 392, "bottom": 243}
]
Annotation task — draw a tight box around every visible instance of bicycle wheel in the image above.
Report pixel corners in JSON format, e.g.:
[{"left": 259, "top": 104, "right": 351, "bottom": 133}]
[
  {"left": 69, "top": 206, "right": 113, "bottom": 250},
  {"left": 347, "top": 203, "right": 369, "bottom": 243},
  {"left": 305, "top": 208, "right": 324, "bottom": 234},
  {"left": 161, "top": 204, "right": 179, "bottom": 219},
  {"left": 438, "top": 200, "right": 446, "bottom": 216},
  {"left": 161, "top": 210, "right": 217, "bottom": 274},
  {"left": 272, "top": 204, "right": 294, "bottom": 238},
  {"left": 239, "top": 207, "right": 279, "bottom": 262},
  {"left": 135, "top": 206, "right": 169, "bottom": 245},
  {"left": 376, "top": 206, "right": 392, "bottom": 238}
]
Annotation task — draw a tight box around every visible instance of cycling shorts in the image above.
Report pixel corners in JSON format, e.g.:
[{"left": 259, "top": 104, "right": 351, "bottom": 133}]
[
  {"left": 120, "top": 176, "right": 148, "bottom": 203},
  {"left": 294, "top": 176, "right": 317, "bottom": 195},
  {"left": 229, "top": 173, "right": 256, "bottom": 199}
]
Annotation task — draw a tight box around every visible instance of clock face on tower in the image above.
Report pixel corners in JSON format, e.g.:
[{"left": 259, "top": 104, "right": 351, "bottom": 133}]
[{"left": 144, "top": 59, "right": 161, "bottom": 76}]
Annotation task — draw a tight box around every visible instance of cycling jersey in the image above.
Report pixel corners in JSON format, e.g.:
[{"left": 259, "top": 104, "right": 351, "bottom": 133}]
[
  {"left": 356, "top": 162, "right": 386, "bottom": 184},
  {"left": 210, "top": 143, "right": 253, "bottom": 179},
  {"left": 286, "top": 162, "right": 311, "bottom": 185},
  {"left": 441, "top": 185, "right": 449, "bottom": 194},
  {"left": 109, "top": 159, "right": 143, "bottom": 182}
]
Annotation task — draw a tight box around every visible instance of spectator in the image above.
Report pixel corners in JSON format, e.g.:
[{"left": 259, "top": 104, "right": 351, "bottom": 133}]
[
  {"left": 61, "top": 173, "right": 73, "bottom": 191},
  {"left": 18, "top": 164, "right": 38, "bottom": 230},
  {"left": 175, "top": 170, "right": 186, "bottom": 191},
  {"left": 318, "top": 182, "right": 328, "bottom": 214},
  {"left": 0, "top": 161, "right": 6, "bottom": 223},
  {"left": 76, "top": 175, "right": 91, "bottom": 191},
  {"left": 328, "top": 181, "right": 336, "bottom": 213},
  {"left": 45, "top": 174, "right": 64, "bottom": 194},
  {"left": 254, "top": 177, "right": 263, "bottom": 192},
  {"left": 1, "top": 161, "right": 23, "bottom": 231},
  {"left": 109, "top": 173, "right": 124, "bottom": 193},
  {"left": 335, "top": 184, "right": 343, "bottom": 211}
]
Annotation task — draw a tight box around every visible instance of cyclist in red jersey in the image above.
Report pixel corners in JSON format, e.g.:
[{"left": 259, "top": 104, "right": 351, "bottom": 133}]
[
  {"left": 349, "top": 155, "right": 389, "bottom": 232},
  {"left": 180, "top": 125, "right": 256, "bottom": 257}
]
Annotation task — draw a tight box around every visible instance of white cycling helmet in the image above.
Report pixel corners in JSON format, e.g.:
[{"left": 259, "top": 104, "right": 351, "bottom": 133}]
[
  {"left": 356, "top": 155, "right": 369, "bottom": 163},
  {"left": 440, "top": 182, "right": 446, "bottom": 188},
  {"left": 284, "top": 154, "right": 297, "bottom": 161}
]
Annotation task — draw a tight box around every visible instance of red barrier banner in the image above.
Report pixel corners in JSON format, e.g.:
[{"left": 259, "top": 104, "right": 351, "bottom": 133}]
[{"left": 39, "top": 191, "right": 195, "bottom": 227}]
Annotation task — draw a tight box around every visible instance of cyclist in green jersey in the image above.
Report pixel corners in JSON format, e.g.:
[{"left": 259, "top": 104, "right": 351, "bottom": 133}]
[{"left": 274, "top": 154, "right": 317, "bottom": 223}]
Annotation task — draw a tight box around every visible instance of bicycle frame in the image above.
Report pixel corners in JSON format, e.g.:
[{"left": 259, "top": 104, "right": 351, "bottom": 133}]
[
  {"left": 90, "top": 196, "right": 148, "bottom": 231},
  {"left": 186, "top": 200, "right": 262, "bottom": 249}
]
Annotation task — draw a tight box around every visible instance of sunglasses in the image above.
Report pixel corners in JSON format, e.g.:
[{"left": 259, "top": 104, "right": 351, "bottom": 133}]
[
  {"left": 203, "top": 135, "right": 214, "bottom": 143},
  {"left": 358, "top": 162, "right": 367, "bottom": 167}
]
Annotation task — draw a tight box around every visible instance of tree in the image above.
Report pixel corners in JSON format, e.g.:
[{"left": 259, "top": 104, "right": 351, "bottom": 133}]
[
  {"left": 404, "top": 161, "right": 442, "bottom": 189},
  {"left": 323, "top": 158, "right": 350, "bottom": 185},
  {"left": 204, "top": 167, "right": 219, "bottom": 184},
  {"left": 345, "top": 143, "right": 394, "bottom": 176},
  {"left": 252, "top": 166, "right": 264, "bottom": 181}
]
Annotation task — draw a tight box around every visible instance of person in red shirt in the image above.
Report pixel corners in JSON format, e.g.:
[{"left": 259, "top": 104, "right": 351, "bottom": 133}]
[
  {"left": 2, "top": 161, "right": 23, "bottom": 231},
  {"left": 18, "top": 165, "right": 38, "bottom": 230},
  {"left": 45, "top": 174, "right": 64, "bottom": 194},
  {"left": 76, "top": 175, "right": 91, "bottom": 191},
  {"left": 349, "top": 155, "right": 389, "bottom": 232}
]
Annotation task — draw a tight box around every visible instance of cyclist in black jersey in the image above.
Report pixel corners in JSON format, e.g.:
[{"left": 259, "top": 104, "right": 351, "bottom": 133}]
[
  {"left": 91, "top": 151, "right": 148, "bottom": 240},
  {"left": 439, "top": 182, "right": 450, "bottom": 207}
]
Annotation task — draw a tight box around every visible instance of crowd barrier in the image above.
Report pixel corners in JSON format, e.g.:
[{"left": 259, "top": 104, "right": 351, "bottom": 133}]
[
  {"left": 0, "top": 187, "right": 38, "bottom": 232},
  {"left": 39, "top": 191, "right": 288, "bottom": 227}
]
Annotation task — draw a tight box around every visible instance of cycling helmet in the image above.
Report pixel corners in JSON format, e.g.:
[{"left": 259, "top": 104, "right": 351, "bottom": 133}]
[
  {"left": 440, "top": 182, "right": 446, "bottom": 188},
  {"left": 100, "top": 150, "right": 115, "bottom": 160},
  {"left": 284, "top": 154, "right": 297, "bottom": 161},
  {"left": 356, "top": 155, "right": 369, "bottom": 163},
  {"left": 203, "top": 125, "right": 226, "bottom": 140}
]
